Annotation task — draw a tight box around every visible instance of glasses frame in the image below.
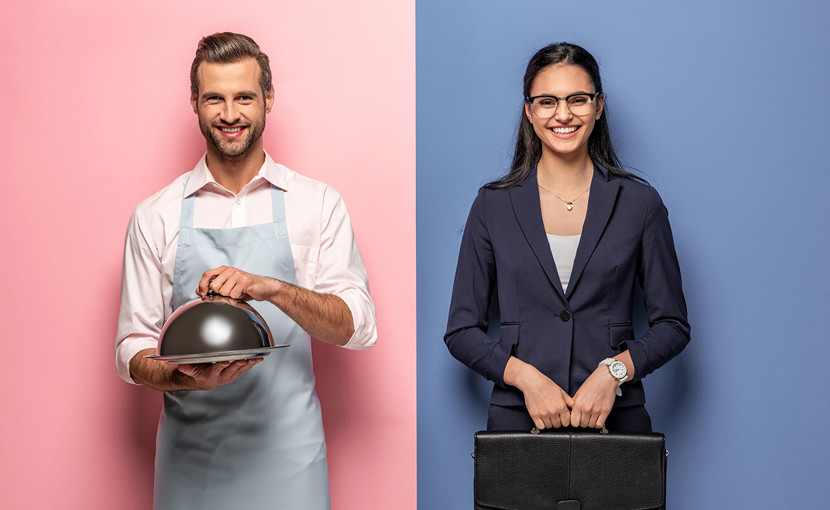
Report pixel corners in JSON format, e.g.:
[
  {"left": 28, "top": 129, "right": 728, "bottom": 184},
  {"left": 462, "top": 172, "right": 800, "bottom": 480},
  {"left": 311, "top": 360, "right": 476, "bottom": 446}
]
[{"left": 525, "top": 91, "right": 601, "bottom": 118}]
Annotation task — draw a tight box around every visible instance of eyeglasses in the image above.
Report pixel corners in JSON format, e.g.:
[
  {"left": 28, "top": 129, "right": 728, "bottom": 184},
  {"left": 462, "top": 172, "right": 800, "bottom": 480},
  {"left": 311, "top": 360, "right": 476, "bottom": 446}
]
[{"left": 525, "top": 92, "right": 600, "bottom": 118}]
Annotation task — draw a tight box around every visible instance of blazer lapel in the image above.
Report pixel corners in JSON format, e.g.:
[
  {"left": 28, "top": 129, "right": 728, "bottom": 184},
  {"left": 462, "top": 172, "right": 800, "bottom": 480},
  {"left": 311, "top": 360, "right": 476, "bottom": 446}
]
[
  {"left": 509, "top": 168, "right": 567, "bottom": 302},
  {"left": 567, "top": 164, "right": 621, "bottom": 298}
]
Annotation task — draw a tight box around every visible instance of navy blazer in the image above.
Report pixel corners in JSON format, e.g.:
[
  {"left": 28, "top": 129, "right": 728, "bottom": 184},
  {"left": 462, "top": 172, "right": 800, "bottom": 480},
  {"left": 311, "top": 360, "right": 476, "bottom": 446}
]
[{"left": 444, "top": 163, "right": 690, "bottom": 408}]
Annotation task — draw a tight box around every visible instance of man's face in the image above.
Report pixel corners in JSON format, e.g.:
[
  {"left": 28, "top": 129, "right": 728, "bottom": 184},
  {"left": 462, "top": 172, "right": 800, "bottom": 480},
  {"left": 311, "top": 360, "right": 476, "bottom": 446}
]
[{"left": 191, "top": 58, "right": 273, "bottom": 158}]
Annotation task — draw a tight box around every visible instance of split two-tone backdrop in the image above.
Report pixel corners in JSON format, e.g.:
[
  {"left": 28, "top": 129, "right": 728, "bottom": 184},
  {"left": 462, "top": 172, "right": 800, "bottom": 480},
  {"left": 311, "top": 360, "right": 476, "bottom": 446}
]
[{"left": 1, "top": 1, "right": 829, "bottom": 508}]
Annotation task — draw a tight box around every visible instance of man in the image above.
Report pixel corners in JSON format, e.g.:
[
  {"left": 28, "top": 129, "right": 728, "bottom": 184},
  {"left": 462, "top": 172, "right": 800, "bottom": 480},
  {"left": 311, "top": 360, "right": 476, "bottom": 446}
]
[{"left": 115, "top": 32, "right": 376, "bottom": 510}]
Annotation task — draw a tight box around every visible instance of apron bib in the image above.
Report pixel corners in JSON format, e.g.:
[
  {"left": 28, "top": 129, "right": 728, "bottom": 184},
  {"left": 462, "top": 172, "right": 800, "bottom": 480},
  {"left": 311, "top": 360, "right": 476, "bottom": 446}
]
[{"left": 154, "top": 180, "right": 330, "bottom": 510}]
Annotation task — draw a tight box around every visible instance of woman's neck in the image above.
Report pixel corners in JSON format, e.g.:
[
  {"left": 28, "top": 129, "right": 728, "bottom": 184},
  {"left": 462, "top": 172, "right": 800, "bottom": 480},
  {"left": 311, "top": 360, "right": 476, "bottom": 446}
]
[{"left": 536, "top": 150, "right": 594, "bottom": 192}]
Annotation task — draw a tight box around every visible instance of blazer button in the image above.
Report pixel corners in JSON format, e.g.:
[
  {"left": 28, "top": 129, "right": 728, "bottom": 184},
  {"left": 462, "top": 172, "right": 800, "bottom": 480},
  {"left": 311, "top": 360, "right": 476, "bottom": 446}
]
[{"left": 559, "top": 310, "right": 571, "bottom": 322}]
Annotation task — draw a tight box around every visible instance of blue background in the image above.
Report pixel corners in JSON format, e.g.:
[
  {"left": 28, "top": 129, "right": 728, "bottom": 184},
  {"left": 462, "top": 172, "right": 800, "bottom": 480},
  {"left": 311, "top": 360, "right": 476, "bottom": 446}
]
[{"left": 417, "top": 1, "right": 830, "bottom": 508}]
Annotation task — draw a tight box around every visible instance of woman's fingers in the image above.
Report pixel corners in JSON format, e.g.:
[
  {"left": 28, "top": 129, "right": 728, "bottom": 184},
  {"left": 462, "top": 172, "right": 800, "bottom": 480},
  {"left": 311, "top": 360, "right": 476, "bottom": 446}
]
[
  {"left": 521, "top": 370, "right": 572, "bottom": 429},
  {"left": 571, "top": 366, "right": 618, "bottom": 428}
]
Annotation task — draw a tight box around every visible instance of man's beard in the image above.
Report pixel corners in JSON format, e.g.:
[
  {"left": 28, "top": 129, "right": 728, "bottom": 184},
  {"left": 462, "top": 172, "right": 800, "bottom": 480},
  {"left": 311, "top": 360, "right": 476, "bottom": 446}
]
[{"left": 199, "top": 117, "right": 265, "bottom": 158}]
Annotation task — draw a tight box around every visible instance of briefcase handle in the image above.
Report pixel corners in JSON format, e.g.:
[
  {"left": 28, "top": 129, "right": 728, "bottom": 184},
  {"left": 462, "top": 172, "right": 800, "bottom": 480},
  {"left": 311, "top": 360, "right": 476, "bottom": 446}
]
[{"left": 530, "top": 425, "right": 609, "bottom": 434}]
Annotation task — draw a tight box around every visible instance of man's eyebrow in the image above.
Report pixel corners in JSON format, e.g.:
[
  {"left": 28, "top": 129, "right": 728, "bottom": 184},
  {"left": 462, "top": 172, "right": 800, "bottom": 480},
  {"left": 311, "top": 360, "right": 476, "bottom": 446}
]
[{"left": 200, "top": 90, "right": 260, "bottom": 100}]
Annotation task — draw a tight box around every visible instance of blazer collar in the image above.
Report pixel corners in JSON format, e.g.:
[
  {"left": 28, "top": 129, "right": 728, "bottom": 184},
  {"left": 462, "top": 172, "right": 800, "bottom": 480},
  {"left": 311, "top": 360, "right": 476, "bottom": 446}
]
[{"left": 509, "top": 162, "right": 621, "bottom": 301}]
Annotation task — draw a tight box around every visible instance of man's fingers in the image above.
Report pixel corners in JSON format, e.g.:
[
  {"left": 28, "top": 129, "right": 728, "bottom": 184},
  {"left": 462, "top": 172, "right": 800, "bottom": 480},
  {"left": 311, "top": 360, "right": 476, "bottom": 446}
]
[
  {"left": 196, "top": 266, "right": 230, "bottom": 297},
  {"left": 225, "top": 359, "right": 258, "bottom": 379},
  {"left": 177, "top": 364, "right": 196, "bottom": 377}
]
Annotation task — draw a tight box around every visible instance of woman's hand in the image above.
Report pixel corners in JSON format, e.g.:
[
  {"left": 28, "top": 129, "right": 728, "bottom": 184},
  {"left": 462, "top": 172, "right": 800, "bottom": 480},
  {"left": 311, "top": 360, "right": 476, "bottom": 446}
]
[
  {"left": 570, "top": 366, "right": 618, "bottom": 429},
  {"left": 504, "top": 356, "right": 574, "bottom": 430}
]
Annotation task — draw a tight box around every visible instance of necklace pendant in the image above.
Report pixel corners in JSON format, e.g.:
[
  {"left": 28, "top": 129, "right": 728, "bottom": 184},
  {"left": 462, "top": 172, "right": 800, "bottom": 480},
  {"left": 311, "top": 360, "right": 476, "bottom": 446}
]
[{"left": 566, "top": 202, "right": 574, "bottom": 211}]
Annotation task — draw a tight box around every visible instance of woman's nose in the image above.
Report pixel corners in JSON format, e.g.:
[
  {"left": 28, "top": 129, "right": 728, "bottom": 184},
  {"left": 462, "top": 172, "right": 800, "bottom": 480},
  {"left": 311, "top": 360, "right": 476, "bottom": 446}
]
[{"left": 553, "top": 99, "right": 572, "bottom": 122}]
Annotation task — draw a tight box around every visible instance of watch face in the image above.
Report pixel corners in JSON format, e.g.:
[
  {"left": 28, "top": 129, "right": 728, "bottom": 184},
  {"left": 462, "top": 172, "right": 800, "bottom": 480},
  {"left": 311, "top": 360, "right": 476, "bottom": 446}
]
[{"left": 610, "top": 361, "right": 627, "bottom": 379}]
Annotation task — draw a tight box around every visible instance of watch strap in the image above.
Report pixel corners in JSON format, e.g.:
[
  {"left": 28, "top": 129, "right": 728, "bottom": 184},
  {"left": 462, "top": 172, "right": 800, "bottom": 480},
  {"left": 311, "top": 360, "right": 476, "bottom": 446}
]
[{"left": 599, "top": 358, "right": 627, "bottom": 397}]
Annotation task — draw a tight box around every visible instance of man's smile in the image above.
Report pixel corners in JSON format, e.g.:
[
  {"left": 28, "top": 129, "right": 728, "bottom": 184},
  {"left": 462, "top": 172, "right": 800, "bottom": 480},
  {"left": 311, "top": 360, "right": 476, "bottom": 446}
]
[{"left": 216, "top": 125, "right": 248, "bottom": 139}]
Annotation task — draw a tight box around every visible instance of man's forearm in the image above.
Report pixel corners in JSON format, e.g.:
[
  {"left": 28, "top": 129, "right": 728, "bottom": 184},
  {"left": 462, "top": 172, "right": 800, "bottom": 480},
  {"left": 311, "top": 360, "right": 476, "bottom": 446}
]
[
  {"left": 129, "top": 348, "right": 189, "bottom": 391},
  {"left": 194, "top": 266, "right": 356, "bottom": 346},
  {"left": 269, "top": 280, "right": 354, "bottom": 345}
]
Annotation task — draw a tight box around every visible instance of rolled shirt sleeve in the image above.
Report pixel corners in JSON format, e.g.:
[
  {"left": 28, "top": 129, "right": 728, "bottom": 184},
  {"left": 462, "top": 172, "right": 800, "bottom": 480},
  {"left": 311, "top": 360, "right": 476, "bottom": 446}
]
[
  {"left": 114, "top": 207, "right": 168, "bottom": 384},
  {"left": 314, "top": 186, "right": 377, "bottom": 349}
]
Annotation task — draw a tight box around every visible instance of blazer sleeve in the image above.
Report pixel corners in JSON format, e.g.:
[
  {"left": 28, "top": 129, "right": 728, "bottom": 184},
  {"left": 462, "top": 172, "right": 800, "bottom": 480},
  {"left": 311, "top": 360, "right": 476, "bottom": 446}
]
[
  {"left": 627, "top": 185, "right": 691, "bottom": 381},
  {"left": 444, "top": 190, "right": 513, "bottom": 387}
]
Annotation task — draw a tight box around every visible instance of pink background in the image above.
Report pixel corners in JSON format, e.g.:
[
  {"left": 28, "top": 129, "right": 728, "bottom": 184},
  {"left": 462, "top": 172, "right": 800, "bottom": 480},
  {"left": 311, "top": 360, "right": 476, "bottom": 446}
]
[{"left": 0, "top": 1, "right": 415, "bottom": 508}]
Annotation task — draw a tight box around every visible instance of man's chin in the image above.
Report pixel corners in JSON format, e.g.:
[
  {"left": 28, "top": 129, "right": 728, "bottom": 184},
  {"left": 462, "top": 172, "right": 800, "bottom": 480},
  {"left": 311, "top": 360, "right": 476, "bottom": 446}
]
[{"left": 211, "top": 139, "right": 252, "bottom": 158}]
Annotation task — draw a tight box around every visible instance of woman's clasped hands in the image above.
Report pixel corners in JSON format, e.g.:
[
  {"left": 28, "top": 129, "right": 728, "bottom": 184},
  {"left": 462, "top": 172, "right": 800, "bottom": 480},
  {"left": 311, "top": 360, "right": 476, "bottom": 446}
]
[{"left": 505, "top": 356, "right": 619, "bottom": 430}]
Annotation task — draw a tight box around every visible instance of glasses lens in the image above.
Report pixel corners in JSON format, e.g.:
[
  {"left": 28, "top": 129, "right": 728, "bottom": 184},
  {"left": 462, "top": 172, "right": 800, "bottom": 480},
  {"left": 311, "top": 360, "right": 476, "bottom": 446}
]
[
  {"left": 531, "top": 97, "right": 559, "bottom": 118},
  {"left": 566, "top": 94, "right": 594, "bottom": 116}
]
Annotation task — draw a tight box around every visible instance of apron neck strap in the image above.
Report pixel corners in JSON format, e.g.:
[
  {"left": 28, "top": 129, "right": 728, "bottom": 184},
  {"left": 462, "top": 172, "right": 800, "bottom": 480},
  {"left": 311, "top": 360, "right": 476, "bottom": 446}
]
[{"left": 271, "top": 185, "right": 285, "bottom": 222}]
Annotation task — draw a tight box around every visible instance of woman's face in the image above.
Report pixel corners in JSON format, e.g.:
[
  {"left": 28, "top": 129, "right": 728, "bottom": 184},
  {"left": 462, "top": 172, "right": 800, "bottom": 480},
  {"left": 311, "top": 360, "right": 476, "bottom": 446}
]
[{"left": 525, "top": 63, "right": 604, "bottom": 159}]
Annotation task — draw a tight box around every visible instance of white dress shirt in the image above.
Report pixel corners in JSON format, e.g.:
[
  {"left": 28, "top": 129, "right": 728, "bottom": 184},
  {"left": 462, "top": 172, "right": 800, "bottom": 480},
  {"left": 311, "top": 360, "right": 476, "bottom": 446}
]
[{"left": 115, "top": 153, "right": 377, "bottom": 384}]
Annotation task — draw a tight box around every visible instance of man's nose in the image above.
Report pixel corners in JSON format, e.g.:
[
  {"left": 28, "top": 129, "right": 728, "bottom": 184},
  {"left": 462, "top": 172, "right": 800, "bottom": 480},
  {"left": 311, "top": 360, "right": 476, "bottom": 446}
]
[{"left": 221, "top": 103, "right": 240, "bottom": 123}]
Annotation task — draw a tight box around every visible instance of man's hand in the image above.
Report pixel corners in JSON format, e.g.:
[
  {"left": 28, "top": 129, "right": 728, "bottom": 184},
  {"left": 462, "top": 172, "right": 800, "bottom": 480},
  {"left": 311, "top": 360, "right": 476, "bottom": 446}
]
[
  {"left": 570, "top": 366, "right": 618, "bottom": 429},
  {"left": 196, "top": 265, "right": 277, "bottom": 301},
  {"left": 177, "top": 358, "right": 263, "bottom": 390},
  {"left": 195, "top": 265, "right": 355, "bottom": 346},
  {"left": 129, "top": 348, "right": 263, "bottom": 391}
]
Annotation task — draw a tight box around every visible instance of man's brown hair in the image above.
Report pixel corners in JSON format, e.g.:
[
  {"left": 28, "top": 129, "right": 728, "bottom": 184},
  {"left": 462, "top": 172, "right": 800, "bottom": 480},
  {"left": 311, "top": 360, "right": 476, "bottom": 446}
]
[{"left": 190, "top": 32, "right": 272, "bottom": 98}]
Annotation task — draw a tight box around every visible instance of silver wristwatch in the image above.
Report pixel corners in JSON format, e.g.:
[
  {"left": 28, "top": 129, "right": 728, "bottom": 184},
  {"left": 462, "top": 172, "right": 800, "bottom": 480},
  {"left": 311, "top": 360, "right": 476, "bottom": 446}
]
[{"left": 599, "top": 358, "right": 628, "bottom": 397}]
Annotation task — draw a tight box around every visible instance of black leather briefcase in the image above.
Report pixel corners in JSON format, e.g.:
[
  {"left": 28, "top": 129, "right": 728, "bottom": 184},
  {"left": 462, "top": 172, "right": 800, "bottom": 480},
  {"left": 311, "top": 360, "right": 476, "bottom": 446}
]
[{"left": 473, "top": 429, "right": 667, "bottom": 510}]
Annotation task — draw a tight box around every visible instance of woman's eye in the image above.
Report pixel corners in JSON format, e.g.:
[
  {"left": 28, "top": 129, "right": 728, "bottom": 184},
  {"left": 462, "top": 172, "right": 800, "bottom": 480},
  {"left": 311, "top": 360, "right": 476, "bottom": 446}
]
[
  {"left": 538, "top": 99, "right": 556, "bottom": 107},
  {"left": 569, "top": 97, "right": 588, "bottom": 105}
]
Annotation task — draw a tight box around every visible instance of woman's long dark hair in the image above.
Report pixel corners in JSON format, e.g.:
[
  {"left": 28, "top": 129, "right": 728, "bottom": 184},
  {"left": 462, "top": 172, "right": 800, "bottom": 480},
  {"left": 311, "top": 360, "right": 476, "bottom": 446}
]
[{"left": 485, "top": 43, "right": 640, "bottom": 189}]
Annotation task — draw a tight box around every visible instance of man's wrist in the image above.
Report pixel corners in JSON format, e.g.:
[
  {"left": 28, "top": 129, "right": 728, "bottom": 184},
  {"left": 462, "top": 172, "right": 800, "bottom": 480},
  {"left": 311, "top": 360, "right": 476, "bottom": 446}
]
[{"left": 264, "top": 276, "right": 285, "bottom": 302}]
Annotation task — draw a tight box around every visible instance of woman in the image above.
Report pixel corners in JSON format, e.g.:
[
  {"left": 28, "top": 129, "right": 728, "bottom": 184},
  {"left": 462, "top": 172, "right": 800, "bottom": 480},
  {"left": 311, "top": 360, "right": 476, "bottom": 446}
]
[{"left": 444, "top": 43, "right": 690, "bottom": 433}]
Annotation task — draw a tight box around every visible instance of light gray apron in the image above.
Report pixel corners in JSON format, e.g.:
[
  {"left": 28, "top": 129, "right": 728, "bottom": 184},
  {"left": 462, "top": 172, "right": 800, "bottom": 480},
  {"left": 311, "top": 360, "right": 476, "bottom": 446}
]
[{"left": 154, "top": 180, "right": 330, "bottom": 510}]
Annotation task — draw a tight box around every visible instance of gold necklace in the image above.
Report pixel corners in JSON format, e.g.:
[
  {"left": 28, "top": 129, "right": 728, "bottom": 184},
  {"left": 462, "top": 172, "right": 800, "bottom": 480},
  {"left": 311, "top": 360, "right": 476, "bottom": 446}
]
[{"left": 538, "top": 182, "right": 591, "bottom": 211}]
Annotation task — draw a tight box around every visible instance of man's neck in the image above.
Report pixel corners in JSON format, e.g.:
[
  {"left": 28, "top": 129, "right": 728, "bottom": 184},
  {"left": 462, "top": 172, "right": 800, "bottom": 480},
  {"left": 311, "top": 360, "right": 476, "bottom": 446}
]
[{"left": 204, "top": 143, "right": 266, "bottom": 195}]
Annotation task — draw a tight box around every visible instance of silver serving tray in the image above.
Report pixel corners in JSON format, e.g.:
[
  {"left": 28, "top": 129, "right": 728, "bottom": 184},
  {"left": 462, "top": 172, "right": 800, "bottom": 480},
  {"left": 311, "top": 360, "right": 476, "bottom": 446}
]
[{"left": 145, "top": 345, "right": 289, "bottom": 364}]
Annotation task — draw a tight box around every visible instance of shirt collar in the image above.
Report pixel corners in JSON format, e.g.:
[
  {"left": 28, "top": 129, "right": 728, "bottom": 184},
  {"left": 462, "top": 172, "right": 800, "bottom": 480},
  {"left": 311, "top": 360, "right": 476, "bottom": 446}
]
[{"left": 185, "top": 151, "right": 289, "bottom": 197}]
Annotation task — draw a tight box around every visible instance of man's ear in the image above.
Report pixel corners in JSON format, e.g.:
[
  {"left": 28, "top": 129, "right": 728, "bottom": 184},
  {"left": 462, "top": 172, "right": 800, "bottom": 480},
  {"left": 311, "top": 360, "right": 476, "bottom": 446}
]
[
  {"left": 191, "top": 93, "right": 198, "bottom": 114},
  {"left": 265, "top": 87, "right": 274, "bottom": 113}
]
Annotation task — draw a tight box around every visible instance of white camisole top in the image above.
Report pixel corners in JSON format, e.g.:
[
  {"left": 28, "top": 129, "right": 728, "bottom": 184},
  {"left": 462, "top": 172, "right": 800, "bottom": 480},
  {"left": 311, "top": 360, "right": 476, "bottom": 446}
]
[{"left": 546, "top": 234, "right": 581, "bottom": 293}]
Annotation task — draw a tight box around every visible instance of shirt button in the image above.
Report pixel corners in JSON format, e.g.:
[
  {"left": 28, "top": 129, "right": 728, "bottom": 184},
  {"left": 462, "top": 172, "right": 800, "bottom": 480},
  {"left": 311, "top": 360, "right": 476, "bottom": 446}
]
[
  {"left": 235, "top": 198, "right": 241, "bottom": 205},
  {"left": 559, "top": 310, "right": 571, "bottom": 322}
]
